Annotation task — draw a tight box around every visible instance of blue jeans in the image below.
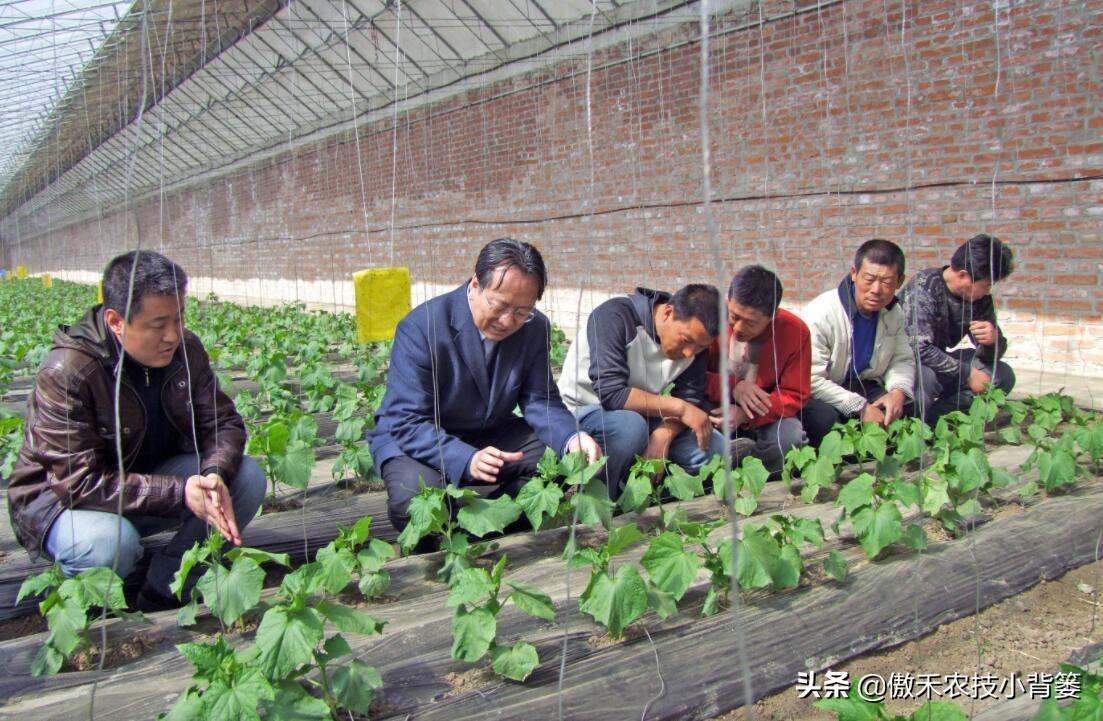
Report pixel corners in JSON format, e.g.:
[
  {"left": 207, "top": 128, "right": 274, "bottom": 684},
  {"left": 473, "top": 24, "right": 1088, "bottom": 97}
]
[
  {"left": 44, "top": 454, "right": 267, "bottom": 597},
  {"left": 574, "top": 404, "right": 727, "bottom": 493}
]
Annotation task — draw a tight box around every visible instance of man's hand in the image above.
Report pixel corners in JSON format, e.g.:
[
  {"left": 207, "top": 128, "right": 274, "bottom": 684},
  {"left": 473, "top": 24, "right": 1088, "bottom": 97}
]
[
  {"left": 861, "top": 401, "right": 886, "bottom": 426},
  {"left": 567, "top": 432, "right": 603, "bottom": 464},
  {"left": 184, "top": 474, "right": 241, "bottom": 545},
  {"left": 680, "top": 402, "right": 713, "bottom": 450},
  {"left": 709, "top": 405, "right": 750, "bottom": 430},
  {"left": 871, "top": 389, "right": 907, "bottom": 426},
  {"left": 733, "top": 379, "right": 771, "bottom": 419},
  {"left": 968, "top": 367, "right": 991, "bottom": 394},
  {"left": 468, "top": 446, "right": 524, "bottom": 483},
  {"left": 970, "top": 320, "right": 998, "bottom": 347}
]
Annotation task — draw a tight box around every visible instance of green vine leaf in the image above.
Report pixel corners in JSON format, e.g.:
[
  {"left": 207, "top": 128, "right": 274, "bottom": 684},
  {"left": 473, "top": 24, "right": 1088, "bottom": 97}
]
[
  {"left": 852, "top": 502, "right": 904, "bottom": 559},
  {"left": 515, "top": 477, "right": 563, "bottom": 531},
  {"left": 330, "top": 660, "right": 383, "bottom": 715},
  {"left": 457, "top": 495, "right": 523, "bottom": 537},
  {"left": 506, "top": 580, "right": 557, "bottom": 621},
  {"left": 640, "top": 532, "right": 701, "bottom": 601},
  {"left": 579, "top": 566, "right": 649, "bottom": 639},
  {"left": 255, "top": 606, "right": 325, "bottom": 679},
  {"left": 490, "top": 642, "right": 540, "bottom": 681},
  {"left": 451, "top": 605, "right": 496, "bottom": 662}
]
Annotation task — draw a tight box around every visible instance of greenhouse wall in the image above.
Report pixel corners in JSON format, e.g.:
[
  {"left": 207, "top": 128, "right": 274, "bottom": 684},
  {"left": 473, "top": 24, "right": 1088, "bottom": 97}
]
[{"left": 3, "top": 0, "right": 1101, "bottom": 373}]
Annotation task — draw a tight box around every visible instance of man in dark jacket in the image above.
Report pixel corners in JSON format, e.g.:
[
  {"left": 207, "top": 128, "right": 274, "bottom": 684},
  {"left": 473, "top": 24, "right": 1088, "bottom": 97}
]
[
  {"left": 900, "top": 234, "right": 1016, "bottom": 422},
  {"left": 7, "top": 251, "right": 266, "bottom": 610}
]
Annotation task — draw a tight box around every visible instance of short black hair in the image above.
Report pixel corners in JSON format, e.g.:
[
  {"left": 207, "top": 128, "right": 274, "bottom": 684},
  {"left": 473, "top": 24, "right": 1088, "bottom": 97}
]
[
  {"left": 102, "top": 250, "right": 187, "bottom": 320},
  {"left": 727, "top": 265, "right": 783, "bottom": 316},
  {"left": 669, "top": 284, "right": 720, "bottom": 337},
  {"left": 950, "top": 234, "right": 1013, "bottom": 283},
  {"left": 853, "top": 238, "right": 906, "bottom": 278},
  {"left": 474, "top": 238, "right": 547, "bottom": 299}
]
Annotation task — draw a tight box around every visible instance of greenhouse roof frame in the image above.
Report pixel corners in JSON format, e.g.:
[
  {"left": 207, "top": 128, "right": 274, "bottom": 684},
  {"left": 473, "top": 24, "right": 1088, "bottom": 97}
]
[{"left": 0, "top": 0, "right": 714, "bottom": 237}]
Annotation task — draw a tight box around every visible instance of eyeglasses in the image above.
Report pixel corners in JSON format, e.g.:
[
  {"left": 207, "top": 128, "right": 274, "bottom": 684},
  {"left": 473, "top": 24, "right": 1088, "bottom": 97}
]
[{"left": 478, "top": 287, "right": 536, "bottom": 324}]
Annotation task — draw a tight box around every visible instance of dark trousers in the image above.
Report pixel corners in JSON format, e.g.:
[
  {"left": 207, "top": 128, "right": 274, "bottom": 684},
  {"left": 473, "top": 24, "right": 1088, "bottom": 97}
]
[
  {"left": 801, "top": 377, "right": 916, "bottom": 448},
  {"left": 915, "top": 349, "right": 1015, "bottom": 423},
  {"left": 380, "top": 416, "right": 546, "bottom": 532}
]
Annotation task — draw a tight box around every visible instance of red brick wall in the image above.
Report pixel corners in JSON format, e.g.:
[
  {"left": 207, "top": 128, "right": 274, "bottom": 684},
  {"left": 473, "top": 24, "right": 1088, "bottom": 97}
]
[{"left": 7, "top": 0, "right": 1103, "bottom": 371}]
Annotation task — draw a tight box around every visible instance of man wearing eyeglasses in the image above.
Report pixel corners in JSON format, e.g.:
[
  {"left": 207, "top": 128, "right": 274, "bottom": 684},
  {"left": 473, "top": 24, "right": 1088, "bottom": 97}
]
[
  {"left": 801, "top": 239, "right": 917, "bottom": 447},
  {"left": 369, "top": 238, "right": 601, "bottom": 534}
]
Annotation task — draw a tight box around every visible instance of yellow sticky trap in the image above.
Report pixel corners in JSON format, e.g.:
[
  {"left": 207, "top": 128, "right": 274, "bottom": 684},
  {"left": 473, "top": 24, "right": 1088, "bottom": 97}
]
[
  {"left": 41, "top": 274, "right": 52, "bottom": 288},
  {"left": 15, "top": 265, "right": 27, "bottom": 279},
  {"left": 97, "top": 280, "right": 104, "bottom": 303},
  {"left": 353, "top": 267, "right": 411, "bottom": 343}
]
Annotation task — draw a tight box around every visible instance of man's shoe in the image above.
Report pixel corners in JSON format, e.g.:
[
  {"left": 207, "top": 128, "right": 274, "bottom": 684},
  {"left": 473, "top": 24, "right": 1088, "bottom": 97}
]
[
  {"left": 135, "top": 583, "right": 184, "bottom": 613},
  {"left": 729, "top": 437, "right": 757, "bottom": 462}
]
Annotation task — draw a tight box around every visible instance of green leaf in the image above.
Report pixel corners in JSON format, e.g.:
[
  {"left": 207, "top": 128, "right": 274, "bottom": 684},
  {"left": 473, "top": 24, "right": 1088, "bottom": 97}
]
[
  {"left": 901, "top": 523, "right": 928, "bottom": 551},
  {"left": 606, "top": 522, "right": 646, "bottom": 557},
  {"left": 571, "top": 479, "right": 615, "bottom": 530},
  {"left": 536, "top": 446, "right": 559, "bottom": 480},
  {"left": 457, "top": 496, "right": 523, "bottom": 537},
  {"left": 921, "top": 477, "right": 951, "bottom": 516},
  {"left": 734, "top": 495, "right": 758, "bottom": 517},
  {"left": 734, "top": 525, "right": 780, "bottom": 591},
  {"left": 491, "top": 642, "right": 539, "bottom": 681},
  {"left": 358, "top": 538, "right": 396, "bottom": 572},
  {"left": 31, "top": 644, "right": 63, "bottom": 676},
  {"left": 662, "top": 463, "right": 705, "bottom": 501},
  {"left": 640, "top": 532, "right": 701, "bottom": 601},
  {"left": 738, "top": 457, "right": 769, "bottom": 498},
  {"left": 889, "top": 479, "right": 920, "bottom": 509},
  {"left": 837, "top": 473, "right": 875, "bottom": 515},
  {"left": 177, "top": 598, "right": 199, "bottom": 627},
  {"left": 195, "top": 557, "right": 265, "bottom": 626},
  {"left": 1078, "top": 422, "right": 1103, "bottom": 464},
  {"left": 852, "top": 502, "right": 904, "bottom": 559},
  {"left": 990, "top": 467, "right": 1015, "bottom": 490},
  {"left": 273, "top": 439, "right": 315, "bottom": 490},
  {"left": 817, "top": 430, "right": 843, "bottom": 464},
  {"left": 646, "top": 583, "right": 678, "bottom": 619},
  {"left": 72, "top": 566, "right": 127, "bottom": 610},
  {"left": 17, "top": 566, "right": 63, "bottom": 604},
  {"left": 321, "top": 634, "right": 353, "bottom": 662},
  {"left": 451, "top": 605, "right": 496, "bottom": 662},
  {"left": 316, "top": 545, "right": 356, "bottom": 594},
  {"left": 330, "top": 660, "right": 382, "bottom": 714},
  {"left": 162, "top": 690, "right": 205, "bottom": 721},
  {"left": 908, "top": 701, "right": 969, "bottom": 721},
  {"left": 617, "top": 469, "right": 653, "bottom": 513},
  {"left": 516, "top": 477, "right": 563, "bottom": 531},
  {"left": 803, "top": 455, "right": 837, "bottom": 498},
  {"left": 579, "top": 566, "right": 649, "bottom": 639},
  {"left": 177, "top": 639, "right": 234, "bottom": 676},
  {"left": 447, "top": 567, "right": 494, "bottom": 608},
  {"left": 774, "top": 542, "right": 802, "bottom": 589},
  {"left": 256, "top": 606, "right": 325, "bottom": 679},
  {"left": 316, "top": 601, "right": 385, "bottom": 636},
  {"left": 814, "top": 694, "right": 884, "bottom": 721},
  {"left": 824, "top": 550, "right": 848, "bottom": 582},
  {"left": 1038, "top": 448, "right": 1079, "bottom": 491},
  {"left": 44, "top": 596, "right": 87, "bottom": 656},
  {"left": 225, "top": 547, "right": 291, "bottom": 567},
  {"left": 358, "top": 571, "right": 391, "bottom": 599},
  {"left": 265, "top": 681, "right": 332, "bottom": 721},
  {"left": 953, "top": 448, "right": 990, "bottom": 494},
  {"left": 506, "top": 581, "right": 557, "bottom": 621},
  {"left": 203, "top": 668, "right": 273, "bottom": 721},
  {"left": 998, "top": 426, "right": 1022, "bottom": 445},
  {"left": 1018, "top": 481, "right": 1039, "bottom": 498}
]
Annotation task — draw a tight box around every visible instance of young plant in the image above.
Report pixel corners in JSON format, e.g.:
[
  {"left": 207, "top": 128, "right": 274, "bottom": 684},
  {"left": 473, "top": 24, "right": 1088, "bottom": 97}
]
[
  {"left": 1031, "top": 654, "right": 1103, "bottom": 720},
  {"left": 732, "top": 515, "right": 828, "bottom": 593},
  {"left": 566, "top": 523, "right": 660, "bottom": 638},
  {"left": 615, "top": 455, "right": 667, "bottom": 516},
  {"left": 557, "top": 451, "right": 613, "bottom": 529},
  {"left": 704, "top": 454, "right": 769, "bottom": 516},
  {"left": 1020, "top": 426, "right": 1084, "bottom": 496},
  {"left": 0, "top": 408, "right": 23, "bottom": 480},
  {"left": 253, "top": 562, "right": 386, "bottom": 717},
  {"left": 835, "top": 418, "right": 889, "bottom": 468},
  {"left": 833, "top": 472, "right": 927, "bottom": 559},
  {"left": 173, "top": 531, "right": 291, "bottom": 627},
  {"left": 247, "top": 412, "right": 319, "bottom": 498},
  {"left": 396, "top": 483, "right": 521, "bottom": 584},
  {"left": 784, "top": 430, "right": 849, "bottom": 503},
  {"left": 330, "top": 415, "right": 375, "bottom": 485},
  {"left": 315, "top": 515, "right": 395, "bottom": 599},
  {"left": 16, "top": 564, "right": 129, "bottom": 675},
  {"left": 448, "top": 554, "right": 556, "bottom": 681},
  {"left": 887, "top": 416, "right": 933, "bottom": 465},
  {"left": 816, "top": 691, "right": 969, "bottom": 721},
  {"left": 515, "top": 448, "right": 567, "bottom": 531}
]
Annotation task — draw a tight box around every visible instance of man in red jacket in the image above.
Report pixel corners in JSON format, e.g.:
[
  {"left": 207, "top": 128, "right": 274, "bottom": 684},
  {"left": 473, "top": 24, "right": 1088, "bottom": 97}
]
[{"left": 706, "top": 265, "right": 811, "bottom": 476}]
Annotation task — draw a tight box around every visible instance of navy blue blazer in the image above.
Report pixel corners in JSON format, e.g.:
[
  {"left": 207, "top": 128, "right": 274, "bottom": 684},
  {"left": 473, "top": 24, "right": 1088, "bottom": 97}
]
[{"left": 369, "top": 281, "right": 577, "bottom": 484}]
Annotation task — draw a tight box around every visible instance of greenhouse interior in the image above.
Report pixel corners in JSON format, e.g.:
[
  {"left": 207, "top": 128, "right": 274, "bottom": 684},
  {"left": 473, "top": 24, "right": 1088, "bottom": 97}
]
[{"left": 1, "top": 0, "right": 1102, "bottom": 718}]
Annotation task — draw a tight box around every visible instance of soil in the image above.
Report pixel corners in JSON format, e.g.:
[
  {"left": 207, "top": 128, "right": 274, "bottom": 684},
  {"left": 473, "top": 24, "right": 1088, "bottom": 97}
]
[
  {"left": 66, "top": 630, "right": 165, "bottom": 671},
  {"left": 0, "top": 611, "right": 47, "bottom": 642},
  {"left": 587, "top": 623, "right": 647, "bottom": 650},
  {"left": 440, "top": 666, "right": 496, "bottom": 699},
  {"left": 711, "top": 559, "right": 1103, "bottom": 720}
]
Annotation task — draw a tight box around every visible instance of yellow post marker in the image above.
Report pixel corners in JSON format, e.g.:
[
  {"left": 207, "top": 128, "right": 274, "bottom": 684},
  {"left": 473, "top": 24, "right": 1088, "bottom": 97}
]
[
  {"left": 15, "top": 265, "right": 28, "bottom": 279},
  {"left": 96, "top": 280, "right": 104, "bottom": 304},
  {"left": 41, "top": 274, "right": 52, "bottom": 288},
  {"left": 353, "top": 267, "right": 411, "bottom": 343}
]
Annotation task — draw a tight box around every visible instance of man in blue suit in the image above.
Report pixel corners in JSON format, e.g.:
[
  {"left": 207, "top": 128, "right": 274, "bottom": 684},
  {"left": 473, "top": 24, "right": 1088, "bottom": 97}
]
[{"left": 369, "top": 238, "right": 602, "bottom": 532}]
